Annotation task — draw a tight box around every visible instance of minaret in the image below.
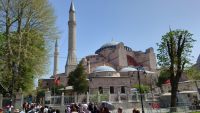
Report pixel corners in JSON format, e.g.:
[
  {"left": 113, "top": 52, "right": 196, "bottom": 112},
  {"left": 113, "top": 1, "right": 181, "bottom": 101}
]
[
  {"left": 53, "top": 39, "right": 58, "bottom": 76},
  {"left": 65, "top": 1, "right": 77, "bottom": 75}
]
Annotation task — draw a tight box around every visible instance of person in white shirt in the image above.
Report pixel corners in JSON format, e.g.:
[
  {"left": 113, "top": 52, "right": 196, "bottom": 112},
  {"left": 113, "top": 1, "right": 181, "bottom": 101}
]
[{"left": 43, "top": 106, "right": 48, "bottom": 113}]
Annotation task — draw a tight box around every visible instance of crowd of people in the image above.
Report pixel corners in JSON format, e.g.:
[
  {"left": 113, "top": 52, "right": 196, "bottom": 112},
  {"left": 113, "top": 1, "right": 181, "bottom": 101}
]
[
  {"left": 65, "top": 102, "right": 140, "bottom": 113},
  {"left": 3, "top": 102, "right": 140, "bottom": 113},
  {"left": 3, "top": 102, "right": 60, "bottom": 113},
  {"left": 22, "top": 102, "right": 60, "bottom": 113},
  {"left": 65, "top": 103, "right": 109, "bottom": 113}
]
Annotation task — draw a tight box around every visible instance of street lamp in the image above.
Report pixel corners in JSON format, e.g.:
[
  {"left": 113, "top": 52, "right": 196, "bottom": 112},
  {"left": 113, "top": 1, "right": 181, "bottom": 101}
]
[
  {"left": 137, "top": 66, "right": 145, "bottom": 113},
  {"left": 145, "top": 71, "right": 155, "bottom": 101},
  {"left": 122, "top": 66, "right": 154, "bottom": 113}
]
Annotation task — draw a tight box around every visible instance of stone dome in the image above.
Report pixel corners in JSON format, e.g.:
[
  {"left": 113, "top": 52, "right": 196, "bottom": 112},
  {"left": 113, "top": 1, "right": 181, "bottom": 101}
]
[
  {"left": 101, "top": 40, "right": 119, "bottom": 48},
  {"left": 197, "top": 54, "right": 200, "bottom": 64},
  {"left": 120, "top": 67, "right": 137, "bottom": 72},
  {"left": 95, "top": 40, "right": 120, "bottom": 54},
  {"left": 93, "top": 66, "right": 116, "bottom": 73}
]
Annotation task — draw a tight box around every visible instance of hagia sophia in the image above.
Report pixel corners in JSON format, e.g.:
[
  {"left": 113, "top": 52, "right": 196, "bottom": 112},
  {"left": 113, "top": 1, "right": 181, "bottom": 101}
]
[
  {"left": 39, "top": 1, "right": 200, "bottom": 97},
  {"left": 37, "top": 1, "right": 200, "bottom": 108},
  {"left": 39, "top": 1, "right": 158, "bottom": 95},
  {"left": 82, "top": 40, "right": 157, "bottom": 94}
]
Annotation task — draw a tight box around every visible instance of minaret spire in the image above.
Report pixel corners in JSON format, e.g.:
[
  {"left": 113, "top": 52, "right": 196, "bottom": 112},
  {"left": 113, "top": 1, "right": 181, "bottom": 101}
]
[
  {"left": 53, "top": 39, "right": 58, "bottom": 76},
  {"left": 65, "top": 1, "right": 77, "bottom": 75},
  {"left": 69, "top": 0, "right": 75, "bottom": 12}
]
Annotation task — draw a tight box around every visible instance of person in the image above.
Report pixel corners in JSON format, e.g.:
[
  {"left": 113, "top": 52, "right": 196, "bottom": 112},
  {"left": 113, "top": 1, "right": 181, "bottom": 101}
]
[
  {"left": 19, "top": 110, "right": 25, "bottom": 113},
  {"left": 43, "top": 106, "right": 48, "bottom": 113},
  {"left": 99, "top": 107, "right": 110, "bottom": 113},
  {"left": 136, "top": 110, "right": 140, "bottom": 113},
  {"left": 0, "top": 108, "right": 3, "bottom": 113},
  {"left": 117, "top": 107, "right": 122, "bottom": 113},
  {"left": 82, "top": 104, "right": 89, "bottom": 113},
  {"left": 14, "top": 109, "right": 20, "bottom": 113},
  {"left": 132, "top": 108, "right": 137, "bottom": 113},
  {"left": 8, "top": 105, "right": 13, "bottom": 113},
  {"left": 71, "top": 104, "right": 78, "bottom": 113},
  {"left": 88, "top": 102, "right": 94, "bottom": 113},
  {"left": 66, "top": 105, "right": 71, "bottom": 113},
  {"left": 56, "top": 109, "right": 60, "bottom": 113},
  {"left": 79, "top": 105, "right": 85, "bottom": 113}
]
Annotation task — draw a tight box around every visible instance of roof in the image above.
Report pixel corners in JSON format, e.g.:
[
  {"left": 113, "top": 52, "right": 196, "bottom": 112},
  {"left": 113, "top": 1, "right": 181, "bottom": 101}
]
[
  {"left": 120, "top": 67, "right": 137, "bottom": 72},
  {"left": 101, "top": 40, "right": 120, "bottom": 48},
  {"left": 162, "top": 91, "right": 198, "bottom": 96},
  {"left": 95, "top": 40, "right": 120, "bottom": 54},
  {"left": 50, "top": 73, "right": 65, "bottom": 78},
  {"left": 179, "top": 91, "right": 198, "bottom": 94},
  {"left": 93, "top": 66, "right": 116, "bottom": 73},
  {"left": 59, "top": 86, "right": 73, "bottom": 91},
  {"left": 145, "top": 71, "right": 155, "bottom": 74},
  {"left": 69, "top": 1, "right": 75, "bottom": 12}
]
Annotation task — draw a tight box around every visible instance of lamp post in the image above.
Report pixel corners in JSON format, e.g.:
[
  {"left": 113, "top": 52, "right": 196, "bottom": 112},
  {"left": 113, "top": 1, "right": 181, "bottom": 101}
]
[
  {"left": 146, "top": 71, "right": 155, "bottom": 101},
  {"left": 137, "top": 66, "right": 145, "bottom": 113}
]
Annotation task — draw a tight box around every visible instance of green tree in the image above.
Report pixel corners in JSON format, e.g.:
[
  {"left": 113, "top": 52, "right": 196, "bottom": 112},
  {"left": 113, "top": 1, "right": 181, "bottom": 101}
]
[
  {"left": 68, "top": 62, "right": 88, "bottom": 94},
  {"left": 50, "top": 85, "right": 65, "bottom": 96},
  {"left": 0, "top": 0, "right": 57, "bottom": 108},
  {"left": 157, "top": 69, "right": 170, "bottom": 87},
  {"left": 132, "top": 84, "right": 150, "bottom": 93},
  {"left": 90, "top": 92, "right": 109, "bottom": 103},
  {"left": 185, "top": 67, "right": 200, "bottom": 80},
  {"left": 157, "top": 29, "right": 195, "bottom": 111},
  {"left": 0, "top": 0, "right": 56, "bottom": 92},
  {"left": 36, "top": 89, "right": 45, "bottom": 104}
]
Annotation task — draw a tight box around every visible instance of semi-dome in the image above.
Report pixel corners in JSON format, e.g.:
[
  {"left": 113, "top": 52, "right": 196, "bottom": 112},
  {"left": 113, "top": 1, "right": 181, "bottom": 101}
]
[
  {"left": 120, "top": 67, "right": 137, "bottom": 72},
  {"left": 101, "top": 40, "right": 119, "bottom": 48},
  {"left": 93, "top": 66, "right": 116, "bottom": 73}
]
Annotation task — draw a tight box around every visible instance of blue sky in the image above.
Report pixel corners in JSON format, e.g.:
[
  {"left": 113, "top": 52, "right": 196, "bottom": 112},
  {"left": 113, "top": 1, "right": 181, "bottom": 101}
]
[{"left": 43, "top": 0, "right": 200, "bottom": 79}]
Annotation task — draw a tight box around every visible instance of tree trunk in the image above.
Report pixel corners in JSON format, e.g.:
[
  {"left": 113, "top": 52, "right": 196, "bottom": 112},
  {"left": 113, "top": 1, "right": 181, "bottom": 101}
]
[{"left": 170, "top": 81, "right": 178, "bottom": 112}]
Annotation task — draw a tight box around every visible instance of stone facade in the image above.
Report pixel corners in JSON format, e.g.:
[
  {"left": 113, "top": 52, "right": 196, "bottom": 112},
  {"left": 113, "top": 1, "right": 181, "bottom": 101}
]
[
  {"left": 162, "top": 80, "right": 200, "bottom": 93},
  {"left": 38, "top": 2, "right": 158, "bottom": 93},
  {"left": 89, "top": 77, "right": 131, "bottom": 94},
  {"left": 88, "top": 66, "right": 157, "bottom": 95},
  {"left": 83, "top": 41, "right": 157, "bottom": 73},
  {"left": 160, "top": 80, "right": 200, "bottom": 107},
  {"left": 80, "top": 40, "right": 157, "bottom": 95},
  {"left": 39, "top": 73, "right": 68, "bottom": 89}
]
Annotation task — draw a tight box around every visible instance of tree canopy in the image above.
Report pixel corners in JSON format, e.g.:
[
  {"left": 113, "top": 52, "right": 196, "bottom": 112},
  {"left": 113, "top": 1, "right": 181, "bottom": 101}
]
[
  {"left": 0, "top": 0, "right": 57, "bottom": 93},
  {"left": 132, "top": 84, "right": 150, "bottom": 93},
  {"left": 157, "top": 29, "right": 195, "bottom": 111},
  {"left": 185, "top": 67, "right": 200, "bottom": 80},
  {"left": 157, "top": 69, "right": 170, "bottom": 87},
  {"left": 68, "top": 62, "right": 89, "bottom": 94}
]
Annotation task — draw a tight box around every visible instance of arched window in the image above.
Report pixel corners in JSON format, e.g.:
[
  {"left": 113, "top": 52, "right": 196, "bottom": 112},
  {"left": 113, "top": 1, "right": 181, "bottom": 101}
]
[{"left": 99, "top": 87, "right": 103, "bottom": 94}]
